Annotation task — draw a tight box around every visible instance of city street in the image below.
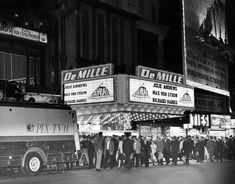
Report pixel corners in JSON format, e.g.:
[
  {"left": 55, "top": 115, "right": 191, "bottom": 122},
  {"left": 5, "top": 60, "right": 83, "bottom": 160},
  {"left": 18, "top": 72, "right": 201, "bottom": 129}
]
[
  {"left": 0, "top": 1, "right": 235, "bottom": 184},
  {"left": 1, "top": 161, "right": 235, "bottom": 184}
]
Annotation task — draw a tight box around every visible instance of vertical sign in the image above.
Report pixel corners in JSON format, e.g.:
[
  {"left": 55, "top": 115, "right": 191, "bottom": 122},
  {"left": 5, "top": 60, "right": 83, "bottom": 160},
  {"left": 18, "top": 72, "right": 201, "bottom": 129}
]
[{"left": 182, "top": 0, "right": 229, "bottom": 96}]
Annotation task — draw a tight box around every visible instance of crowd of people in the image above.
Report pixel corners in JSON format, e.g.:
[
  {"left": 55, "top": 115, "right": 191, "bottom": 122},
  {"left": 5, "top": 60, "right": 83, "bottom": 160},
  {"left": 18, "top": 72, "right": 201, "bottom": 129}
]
[{"left": 77, "top": 132, "right": 235, "bottom": 171}]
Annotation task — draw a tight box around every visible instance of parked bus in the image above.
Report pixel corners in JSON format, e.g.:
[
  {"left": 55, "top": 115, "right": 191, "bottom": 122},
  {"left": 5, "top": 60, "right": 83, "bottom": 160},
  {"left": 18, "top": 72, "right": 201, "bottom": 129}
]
[{"left": 0, "top": 101, "right": 80, "bottom": 175}]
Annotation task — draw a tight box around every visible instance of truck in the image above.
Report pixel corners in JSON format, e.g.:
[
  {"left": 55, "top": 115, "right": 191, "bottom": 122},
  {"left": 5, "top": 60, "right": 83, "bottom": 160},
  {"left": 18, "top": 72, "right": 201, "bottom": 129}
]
[
  {"left": 0, "top": 79, "right": 62, "bottom": 104},
  {"left": 0, "top": 101, "right": 80, "bottom": 175}
]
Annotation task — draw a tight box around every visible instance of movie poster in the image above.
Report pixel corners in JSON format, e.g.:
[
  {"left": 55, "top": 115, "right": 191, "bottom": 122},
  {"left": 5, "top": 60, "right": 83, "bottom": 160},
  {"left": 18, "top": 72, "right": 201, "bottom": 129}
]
[{"left": 183, "top": 0, "right": 229, "bottom": 92}]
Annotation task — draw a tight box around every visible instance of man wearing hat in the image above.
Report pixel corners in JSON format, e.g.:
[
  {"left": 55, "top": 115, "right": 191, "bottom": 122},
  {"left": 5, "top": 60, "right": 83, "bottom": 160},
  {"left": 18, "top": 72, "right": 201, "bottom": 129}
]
[
  {"left": 87, "top": 135, "right": 95, "bottom": 169},
  {"left": 183, "top": 136, "right": 194, "bottom": 165}
]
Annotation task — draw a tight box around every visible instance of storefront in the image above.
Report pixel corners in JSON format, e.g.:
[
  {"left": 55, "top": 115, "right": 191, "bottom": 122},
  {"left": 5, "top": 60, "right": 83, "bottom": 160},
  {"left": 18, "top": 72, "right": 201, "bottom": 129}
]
[{"left": 61, "top": 64, "right": 195, "bottom": 136}]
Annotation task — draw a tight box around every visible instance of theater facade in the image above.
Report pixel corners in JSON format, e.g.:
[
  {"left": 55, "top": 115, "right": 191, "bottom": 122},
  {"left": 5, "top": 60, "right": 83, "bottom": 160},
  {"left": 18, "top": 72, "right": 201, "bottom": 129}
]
[{"left": 61, "top": 64, "right": 195, "bottom": 137}]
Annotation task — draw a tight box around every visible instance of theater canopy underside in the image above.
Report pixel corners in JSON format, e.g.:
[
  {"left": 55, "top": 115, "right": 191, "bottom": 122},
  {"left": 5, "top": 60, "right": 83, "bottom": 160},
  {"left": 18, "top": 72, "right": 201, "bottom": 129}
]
[
  {"left": 71, "top": 102, "right": 193, "bottom": 134},
  {"left": 73, "top": 102, "right": 191, "bottom": 116}
]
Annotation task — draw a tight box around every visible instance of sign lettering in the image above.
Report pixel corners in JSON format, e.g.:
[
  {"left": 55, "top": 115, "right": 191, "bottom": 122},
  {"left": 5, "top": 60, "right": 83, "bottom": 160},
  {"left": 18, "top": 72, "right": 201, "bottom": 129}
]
[
  {"left": 129, "top": 78, "right": 194, "bottom": 108},
  {"left": 0, "top": 22, "right": 12, "bottom": 35},
  {"left": 62, "top": 64, "right": 113, "bottom": 82},
  {"left": 26, "top": 123, "right": 69, "bottom": 133},
  {"left": 189, "top": 114, "right": 210, "bottom": 127},
  {"left": 64, "top": 78, "right": 114, "bottom": 105},
  {"left": 137, "top": 66, "right": 185, "bottom": 85},
  {"left": 0, "top": 22, "right": 47, "bottom": 43}
]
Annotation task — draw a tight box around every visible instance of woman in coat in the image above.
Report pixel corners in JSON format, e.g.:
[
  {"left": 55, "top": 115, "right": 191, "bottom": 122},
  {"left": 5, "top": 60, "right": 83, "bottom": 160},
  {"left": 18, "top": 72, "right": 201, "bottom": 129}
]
[
  {"left": 156, "top": 137, "right": 164, "bottom": 166},
  {"left": 141, "top": 137, "right": 151, "bottom": 167}
]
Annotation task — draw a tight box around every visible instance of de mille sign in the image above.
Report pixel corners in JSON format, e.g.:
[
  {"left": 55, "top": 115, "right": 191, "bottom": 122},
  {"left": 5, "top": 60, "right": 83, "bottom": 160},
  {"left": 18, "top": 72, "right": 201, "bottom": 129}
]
[
  {"left": 62, "top": 64, "right": 113, "bottom": 82},
  {"left": 136, "top": 66, "right": 185, "bottom": 85}
]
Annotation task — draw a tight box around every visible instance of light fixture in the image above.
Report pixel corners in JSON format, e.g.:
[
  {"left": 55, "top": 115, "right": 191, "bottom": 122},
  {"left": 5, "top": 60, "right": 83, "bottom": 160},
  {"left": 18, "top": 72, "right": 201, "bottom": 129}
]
[{"left": 13, "top": 13, "right": 19, "bottom": 18}]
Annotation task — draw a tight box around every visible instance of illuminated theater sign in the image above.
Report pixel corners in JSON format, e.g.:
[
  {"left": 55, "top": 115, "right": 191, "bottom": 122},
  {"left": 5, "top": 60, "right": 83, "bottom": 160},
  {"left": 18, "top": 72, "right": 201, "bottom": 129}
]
[
  {"left": 62, "top": 64, "right": 113, "bottom": 82},
  {"left": 62, "top": 64, "right": 114, "bottom": 105},
  {"left": 64, "top": 77, "right": 114, "bottom": 105},
  {"left": 183, "top": 0, "right": 229, "bottom": 96},
  {"left": 189, "top": 113, "right": 210, "bottom": 128},
  {"left": 136, "top": 66, "right": 185, "bottom": 85},
  {"left": 129, "top": 77, "right": 194, "bottom": 108}
]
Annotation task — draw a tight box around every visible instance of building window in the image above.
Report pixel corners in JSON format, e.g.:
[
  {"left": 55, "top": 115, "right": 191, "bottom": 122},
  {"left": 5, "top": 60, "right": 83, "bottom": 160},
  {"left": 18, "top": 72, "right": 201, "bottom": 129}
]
[
  {"left": 109, "top": 0, "right": 118, "bottom": 6},
  {"left": 12, "top": 54, "right": 27, "bottom": 80},
  {"left": 128, "top": 0, "right": 137, "bottom": 12},
  {"left": 111, "top": 17, "right": 118, "bottom": 63},
  {"left": 97, "top": 14, "right": 105, "bottom": 61},
  {"left": 29, "top": 57, "right": 41, "bottom": 86},
  {"left": 82, "top": 9, "right": 90, "bottom": 59},
  {"left": 138, "top": 0, "right": 144, "bottom": 15},
  {"left": 0, "top": 52, "right": 26, "bottom": 81},
  {"left": 151, "top": 1, "right": 157, "bottom": 22},
  {"left": 137, "top": 29, "right": 158, "bottom": 68},
  {"left": 0, "top": 53, "right": 4, "bottom": 79},
  {"left": 0, "top": 52, "right": 41, "bottom": 86}
]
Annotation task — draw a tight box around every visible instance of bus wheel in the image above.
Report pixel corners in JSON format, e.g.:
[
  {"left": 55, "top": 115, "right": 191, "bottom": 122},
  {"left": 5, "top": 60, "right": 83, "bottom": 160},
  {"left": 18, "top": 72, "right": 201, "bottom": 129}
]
[
  {"left": 66, "top": 162, "right": 70, "bottom": 170},
  {"left": 28, "top": 98, "right": 35, "bottom": 103},
  {"left": 24, "top": 152, "right": 43, "bottom": 175}
]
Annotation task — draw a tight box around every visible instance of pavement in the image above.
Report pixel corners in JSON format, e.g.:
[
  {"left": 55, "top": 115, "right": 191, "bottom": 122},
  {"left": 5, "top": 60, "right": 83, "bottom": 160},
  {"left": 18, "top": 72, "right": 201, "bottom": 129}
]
[{"left": 0, "top": 160, "right": 235, "bottom": 184}]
